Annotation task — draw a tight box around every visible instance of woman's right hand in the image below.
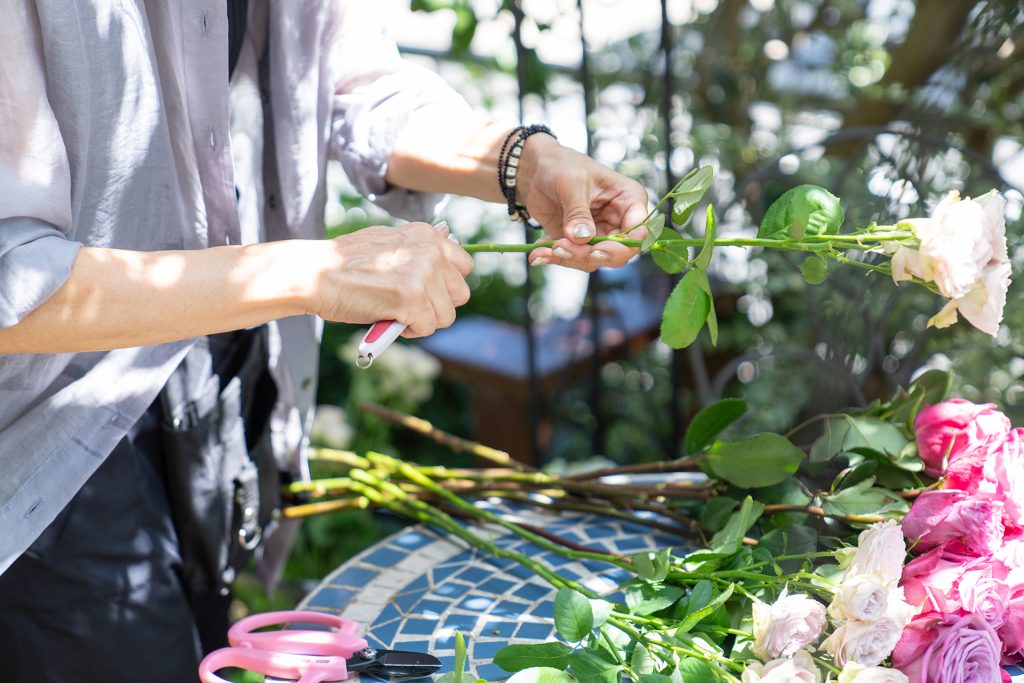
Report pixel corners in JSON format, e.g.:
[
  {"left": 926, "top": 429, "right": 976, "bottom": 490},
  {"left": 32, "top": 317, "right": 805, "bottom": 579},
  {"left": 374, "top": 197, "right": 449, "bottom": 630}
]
[{"left": 311, "top": 222, "right": 474, "bottom": 338}]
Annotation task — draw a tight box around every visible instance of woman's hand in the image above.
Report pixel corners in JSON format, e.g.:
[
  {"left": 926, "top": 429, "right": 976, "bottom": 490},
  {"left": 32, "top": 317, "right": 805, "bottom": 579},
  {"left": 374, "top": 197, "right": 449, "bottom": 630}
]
[
  {"left": 313, "top": 222, "right": 473, "bottom": 338},
  {"left": 516, "top": 134, "right": 649, "bottom": 272}
]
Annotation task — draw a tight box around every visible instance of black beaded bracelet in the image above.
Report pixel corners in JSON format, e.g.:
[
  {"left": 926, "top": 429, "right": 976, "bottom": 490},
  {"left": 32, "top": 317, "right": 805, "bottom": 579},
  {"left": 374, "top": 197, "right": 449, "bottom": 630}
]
[{"left": 498, "top": 124, "right": 555, "bottom": 225}]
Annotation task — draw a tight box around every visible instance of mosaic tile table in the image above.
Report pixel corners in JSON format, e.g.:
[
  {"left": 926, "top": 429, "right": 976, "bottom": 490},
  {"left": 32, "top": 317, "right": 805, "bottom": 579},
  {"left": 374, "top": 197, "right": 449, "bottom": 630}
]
[
  {"left": 293, "top": 500, "right": 1024, "bottom": 683},
  {"left": 296, "top": 501, "right": 680, "bottom": 682}
]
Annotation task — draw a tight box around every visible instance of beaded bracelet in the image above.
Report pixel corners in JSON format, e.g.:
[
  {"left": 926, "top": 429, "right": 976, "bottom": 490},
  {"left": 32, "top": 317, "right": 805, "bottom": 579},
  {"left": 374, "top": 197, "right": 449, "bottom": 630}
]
[{"left": 498, "top": 124, "right": 555, "bottom": 225}]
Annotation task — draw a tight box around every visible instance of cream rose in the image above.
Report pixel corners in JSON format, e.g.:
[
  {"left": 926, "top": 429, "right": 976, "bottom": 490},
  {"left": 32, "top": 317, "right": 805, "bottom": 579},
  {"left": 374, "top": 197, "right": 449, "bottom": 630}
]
[
  {"left": 752, "top": 592, "right": 828, "bottom": 660},
  {"left": 843, "top": 521, "right": 907, "bottom": 586},
  {"left": 822, "top": 616, "right": 905, "bottom": 667},
  {"left": 742, "top": 650, "right": 821, "bottom": 683},
  {"left": 837, "top": 662, "right": 909, "bottom": 683},
  {"left": 829, "top": 575, "right": 891, "bottom": 622}
]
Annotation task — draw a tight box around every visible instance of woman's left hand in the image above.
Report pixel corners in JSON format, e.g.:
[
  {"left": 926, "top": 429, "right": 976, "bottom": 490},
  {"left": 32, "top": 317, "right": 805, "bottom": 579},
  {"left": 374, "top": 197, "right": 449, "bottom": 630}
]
[{"left": 517, "top": 134, "right": 650, "bottom": 272}]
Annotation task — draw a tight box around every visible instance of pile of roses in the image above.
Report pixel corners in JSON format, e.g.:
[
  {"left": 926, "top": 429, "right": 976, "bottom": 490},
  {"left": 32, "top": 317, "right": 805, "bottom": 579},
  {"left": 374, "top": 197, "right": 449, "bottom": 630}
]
[
  {"left": 896, "top": 399, "right": 1024, "bottom": 682},
  {"left": 744, "top": 522, "right": 915, "bottom": 683}
]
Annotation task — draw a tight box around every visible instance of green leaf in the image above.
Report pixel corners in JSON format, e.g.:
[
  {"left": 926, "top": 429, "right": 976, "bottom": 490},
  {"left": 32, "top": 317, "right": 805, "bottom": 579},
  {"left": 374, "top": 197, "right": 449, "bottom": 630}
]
[
  {"left": 651, "top": 229, "right": 689, "bottom": 274},
  {"left": 710, "top": 496, "right": 764, "bottom": 554},
  {"left": 435, "top": 672, "right": 477, "bottom": 683},
  {"left": 694, "top": 205, "right": 717, "bottom": 270},
  {"left": 670, "top": 166, "right": 714, "bottom": 225},
  {"left": 686, "top": 580, "right": 714, "bottom": 614},
  {"left": 757, "top": 185, "right": 844, "bottom": 240},
  {"left": 809, "top": 415, "right": 909, "bottom": 464},
  {"left": 685, "top": 398, "right": 748, "bottom": 453},
  {"left": 638, "top": 675, "right": 674, "bottom": 683},
  {"left": 630, "top": 644, "right": 656, "bottom": 676},
  {"left": 569, "top": 650, "right": 622, "bottom": 683},
  {"left": 759, "top": 525, "right": 818, "bottom": 571},
  {"left": 625, "top": 583, "right": 685, "bottom": 616},
  {"left": 706, "top": 433, "right": 805, "bottom": 488},
  {"left": 700, "top": 496, "right": 739, "bottom": 533},
  {"left": 676, "top": 584, "right": 734, "bottom": 634},
  {"left": 631, "top": 547, "right": 672, "bottom": 582},
  {"left": 822, "top": 478, "right": 907, "bottom": 517},
  {"left": 495, "top": 643, "right": 573, "bottom": 673},
  {"left": 673, "top": 658, "right": 715, "bottom": 681},
  {"left": 450, "top": 5, "right": 478, "bottom": 54},
  {"left": 554, "top": 588, "right": 594, "bottom": 642},
  {"left": 800, "top": 255, "right": 829, "bottom": 284},
  {"left": 506, "top": 668, "right": 573, "bottom": 683},
  {"left": 456, "top": 631, "right": 468, "bottom": 680},
  {"left": 660, "top": 269, "right": 712, "bottom": 349},
  {"left": 693, "top": 268, "right": 718, "bottom": 346},
  {"left": 641, "top": 213, "right": 666, "bottom": 251},
  {"left": 589, "top": 599, "right": 614, "bottom": 629}
]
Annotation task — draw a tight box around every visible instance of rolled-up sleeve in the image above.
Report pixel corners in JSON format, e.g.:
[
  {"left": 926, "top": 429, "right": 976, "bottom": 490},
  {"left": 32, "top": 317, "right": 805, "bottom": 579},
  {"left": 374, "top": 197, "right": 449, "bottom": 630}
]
[
  {"left": 0, "top": 2, "right": 80, "bottom": 329},
  {"left": 328, "top": 5, "right": 473, "bottom": 219}
]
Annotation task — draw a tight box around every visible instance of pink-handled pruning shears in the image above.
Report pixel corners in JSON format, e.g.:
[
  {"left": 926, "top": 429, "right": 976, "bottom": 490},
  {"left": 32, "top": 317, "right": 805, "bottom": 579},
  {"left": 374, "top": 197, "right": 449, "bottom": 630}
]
[
  {"left": 198, "top": 610, "right": 441, "bottom": 683},
  {"left": 356, "top": 221, "right": 455, "bottom": 369}
]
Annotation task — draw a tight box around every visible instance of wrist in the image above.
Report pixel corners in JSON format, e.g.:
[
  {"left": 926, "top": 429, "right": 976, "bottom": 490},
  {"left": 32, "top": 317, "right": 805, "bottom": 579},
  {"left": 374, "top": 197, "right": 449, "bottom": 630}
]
[
  {"left": 516, "top": 132, "right": 559, "bottom": 205},
  {"left": 245, "top": 240, "right": 330, "bottom": 318}
]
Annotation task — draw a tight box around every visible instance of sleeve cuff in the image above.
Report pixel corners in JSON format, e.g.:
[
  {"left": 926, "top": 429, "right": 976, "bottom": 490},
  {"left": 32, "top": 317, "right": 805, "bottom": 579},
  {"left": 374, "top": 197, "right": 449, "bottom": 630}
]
[{"left": 0, "top": 217, "right": 81, "bottom": 329}]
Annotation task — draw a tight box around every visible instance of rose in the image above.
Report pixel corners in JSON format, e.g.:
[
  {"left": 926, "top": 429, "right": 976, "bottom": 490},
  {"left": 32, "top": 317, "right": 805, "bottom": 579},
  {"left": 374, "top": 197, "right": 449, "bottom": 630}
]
[
  {"left": 892, "top": 612, "right": 1009, "bottom": 683},
  {"left": 822, "top": 616, "right": 906, "bottom": 667},
  {"left": 901, "top": 489, "right": 1005, "bottom": 556},
  {"left": 913, "top": 399, "right": 1010, "bottom": 479},
  {"left": 843, "top": 520, "right": 908, "bottom": 586},
  {"left": 742, "top": 650, "right": 821, "bottom": 683},
  {"left": 751, "top": 592, "right": 827, "bottom": 660},
  {"left": 901, "top": 544, "right": 977, "bottom": 614},
  {"left": 838, "top": 662, "right": 909, "bottom": 683},
  {"left": 983, "top": 429, "right": 1024, "bottom": 527},
  {"left": 958, "top": 560, "right": 1011, "bottom": 630},
  {"left": 829, "top": 575, "right": 893, "bottom": 621},
  {"left": 891, "top": 190, "right": 1010, "bottom": 336}
]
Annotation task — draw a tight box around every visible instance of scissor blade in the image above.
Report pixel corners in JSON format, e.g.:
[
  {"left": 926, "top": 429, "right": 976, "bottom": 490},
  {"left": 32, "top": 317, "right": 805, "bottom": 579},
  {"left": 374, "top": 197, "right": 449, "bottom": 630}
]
[{"left": 348, "top": 649, "right": 442, "bottom": 679}]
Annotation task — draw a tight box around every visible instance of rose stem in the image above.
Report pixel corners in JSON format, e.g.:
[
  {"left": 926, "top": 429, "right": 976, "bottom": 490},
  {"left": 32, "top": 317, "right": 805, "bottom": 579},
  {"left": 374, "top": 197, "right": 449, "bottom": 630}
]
[
  {"left": 563, "top": 457, "right": 701, "bottom": 480},
  {"left": 358, "top": 402, "right": 531, "bottom": 471}
]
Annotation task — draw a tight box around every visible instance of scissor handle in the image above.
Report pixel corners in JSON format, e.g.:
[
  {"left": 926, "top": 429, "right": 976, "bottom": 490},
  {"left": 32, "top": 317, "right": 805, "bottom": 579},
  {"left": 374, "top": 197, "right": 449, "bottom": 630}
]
[
  {"left": 229, "top": 610, "right": 368, "bottom": 657},
  {"left": 199, "top": 646, "right": 349, "bottom": 683}
]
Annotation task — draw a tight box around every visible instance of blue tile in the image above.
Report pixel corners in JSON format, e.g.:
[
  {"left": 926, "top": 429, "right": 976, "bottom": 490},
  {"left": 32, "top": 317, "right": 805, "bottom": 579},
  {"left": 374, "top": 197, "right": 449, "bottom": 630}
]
[
  {"left": 414, "top": 599, "right": 452, "bottom": 617},
  {"left": 513, "top": 583, "right": 549, "bottom": 601},
  {"left": 401, "top": 618, "right": 440, "bottom": 636},
  {"left": 366, "top": 634, "right": 388, "bottom": 649},
  {"left": 436, "top": 656, "right": 456, "bottom": 673},
  {"left": 477, "top": 662, "right": 509, "bottom": 681},
  {"left": 369, "top": 619, "right": 400, "bottom": 645},
  {"left": 541, "top": 552, "right": 573, "bottom": 568},
  {"left": 363, "top": 546, "right": 408, "bottom": 567},
  {"left": 393, "top": 530, "right": 435, "bottom": 551},
  {"left": 490, "top": 599, "right": 530, "bottom": 618},
  {"left": 478, "top": 577, "right": 516, "bottom": 595},
  {"left": 435, "top": 581, "right": 473, "bottom": 597},
  {"left": 305, "top": 587, "right": 355, "bottom": 609},
  {"left": 458, "top": 594, "right": 496, "bottom": 612},
  {"left": 397, "top": 639, "right": 432, "bottom": 652},
  {"left": 581, "top": 558, "right": 613, "bottom": 573},
  {"left": 558, "top": 531, "right": 584, "bottom": 544},
  {"left": 394, "top": 589, "right": 428, "bottom": 613},
  {"left": 374, "top": 602, "right": 402, "bottom": 625},
  {"left": 531, "top": 600, "right": 555, "bottom": 618},
  {"left": 515, "top": 622, "right": 554, "bottom": 640},
  {"left": 558, "top": 569, "right": 581, "bottom": 582},
  {"left": 332, "top": 566, "right": 379, "bottom": 586},
  {"left": 584, "top": 525, "right": 616, "bottom": 539},
  {"left": 508, "top": 563, "right": 538, "bottom": 580},
  {"left": 603, "top": 568, "right": 633, "bottom": 584},
  {"left": 403, "top": 574, "right": 432, "bottom": 592},
  {"left": 613, "top": 537, "right": 651, "bottom": 552},
  {"left": 457, "top": 566, "right": 492, "bottom": 584},
  {"left": 433, "top": 630, "right": 457, "bottom": 650},
  {"left": 473, "top": 640, "right": 510, "bottom": 660},
  {"left": 480, "top": 619, "right": 516, "bottom": 638},
  {"left": 443, "top": 613, "right": 480, "bottom": 630}
]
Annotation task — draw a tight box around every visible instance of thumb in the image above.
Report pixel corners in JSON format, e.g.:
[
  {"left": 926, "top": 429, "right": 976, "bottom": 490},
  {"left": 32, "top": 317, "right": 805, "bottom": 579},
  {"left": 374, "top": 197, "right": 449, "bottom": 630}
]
[{"left": 560, "top": 180, "right": 596, "bottom": 245}]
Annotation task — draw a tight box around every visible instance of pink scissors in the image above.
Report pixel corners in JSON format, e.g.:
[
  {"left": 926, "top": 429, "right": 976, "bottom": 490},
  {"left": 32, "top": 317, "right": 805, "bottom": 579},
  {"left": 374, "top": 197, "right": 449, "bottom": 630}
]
[{"left": 198, "top": 610, "right": 441, "bottom": 683}]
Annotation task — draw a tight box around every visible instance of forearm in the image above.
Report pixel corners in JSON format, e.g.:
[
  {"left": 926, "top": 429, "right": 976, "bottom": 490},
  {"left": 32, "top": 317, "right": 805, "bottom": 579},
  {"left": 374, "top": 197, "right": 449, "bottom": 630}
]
[
  {"left": 386, "top": 106, "right": 555, "bottom": 203},
  {"left": 0, "top": 241, "right": 316, "bottom": 354}
]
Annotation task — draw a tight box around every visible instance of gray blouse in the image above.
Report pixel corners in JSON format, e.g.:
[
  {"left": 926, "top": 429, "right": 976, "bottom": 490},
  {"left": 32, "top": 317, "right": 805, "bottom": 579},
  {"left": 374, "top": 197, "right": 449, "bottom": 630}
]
[{"left": 0, "top": 0, "right": 468, "bottom": 573}]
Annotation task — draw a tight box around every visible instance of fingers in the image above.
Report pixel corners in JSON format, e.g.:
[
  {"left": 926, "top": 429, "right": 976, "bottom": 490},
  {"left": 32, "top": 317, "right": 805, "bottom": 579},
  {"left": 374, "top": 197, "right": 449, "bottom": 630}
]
[{"left": 556, "top": 172, "right": 598, "bottom": 246}]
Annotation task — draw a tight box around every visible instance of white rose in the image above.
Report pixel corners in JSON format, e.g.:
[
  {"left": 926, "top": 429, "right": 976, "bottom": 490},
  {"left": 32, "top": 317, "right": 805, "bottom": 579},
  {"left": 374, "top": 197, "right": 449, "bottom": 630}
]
[
  {"left": 843, "top": 521, "right": 907, "bottom": 586},
  {"left": 837, "top": 662, "right": 909, "bottom": 683},
  {"left": 752, "top": 592, "right": 827, "bottom": 660},
  {"left": 822, "top": 616, "right": 904, "bottom": 667},
  {"left": 743, "top": 650, "right": 821, "bottom": 683},
  {"left": 829, "top": 575, "right": 890, "bottom": 621},
  {"left": 892, "top": 191, "right": 1010, "bottom": 336},
  {"left": 310, "top": 404, "right": 353, "bottom": 450}
]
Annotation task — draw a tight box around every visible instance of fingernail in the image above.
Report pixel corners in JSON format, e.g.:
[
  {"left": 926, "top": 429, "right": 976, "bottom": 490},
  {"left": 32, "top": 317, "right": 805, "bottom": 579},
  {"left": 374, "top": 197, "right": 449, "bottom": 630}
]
[
  {"left": 530, "top": 257, "right": 550, "bottom": 266},
  {"left": 553, "top": 247, "right": 573, "bottom": 259},
  {"left": 573, "top": 224, "right": 595, "bottom": 239},
  {"left": 590, "top": 250, "right": 610, "bottom": 261}
]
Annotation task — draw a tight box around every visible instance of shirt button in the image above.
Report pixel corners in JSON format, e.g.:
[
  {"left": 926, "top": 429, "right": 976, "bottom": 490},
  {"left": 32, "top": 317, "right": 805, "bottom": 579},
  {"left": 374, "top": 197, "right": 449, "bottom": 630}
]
[
  {"left": 209, "top": 128, "right": 217, "bottom": 150},
  {"left": 201, "top": 11, "right": 209, "bottom": 34}
]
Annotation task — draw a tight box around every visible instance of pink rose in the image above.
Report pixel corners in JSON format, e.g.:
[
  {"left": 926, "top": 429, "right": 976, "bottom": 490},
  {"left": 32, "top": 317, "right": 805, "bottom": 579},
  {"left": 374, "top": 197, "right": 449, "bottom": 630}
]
[
  {"left": 983, "top": 429, "right": 1024, "bottom": 527},
  {"left": 902, "top": 490, "right": 1005, "bottom": 556},
  {"left": 892, "top": 612, "right": 1009, "bottom": 683},
  {"left": 914, "top": 399, "right": 1010, "bottom": 479},
  {"left": 901, "top": 545, "right": 972, "bottom": 613},
  {"left": 959, "top": 560, "right": 1011, "bottom": 629},
  {"left": 752, "top": 592, "right": 827, "bottom": 660}
]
